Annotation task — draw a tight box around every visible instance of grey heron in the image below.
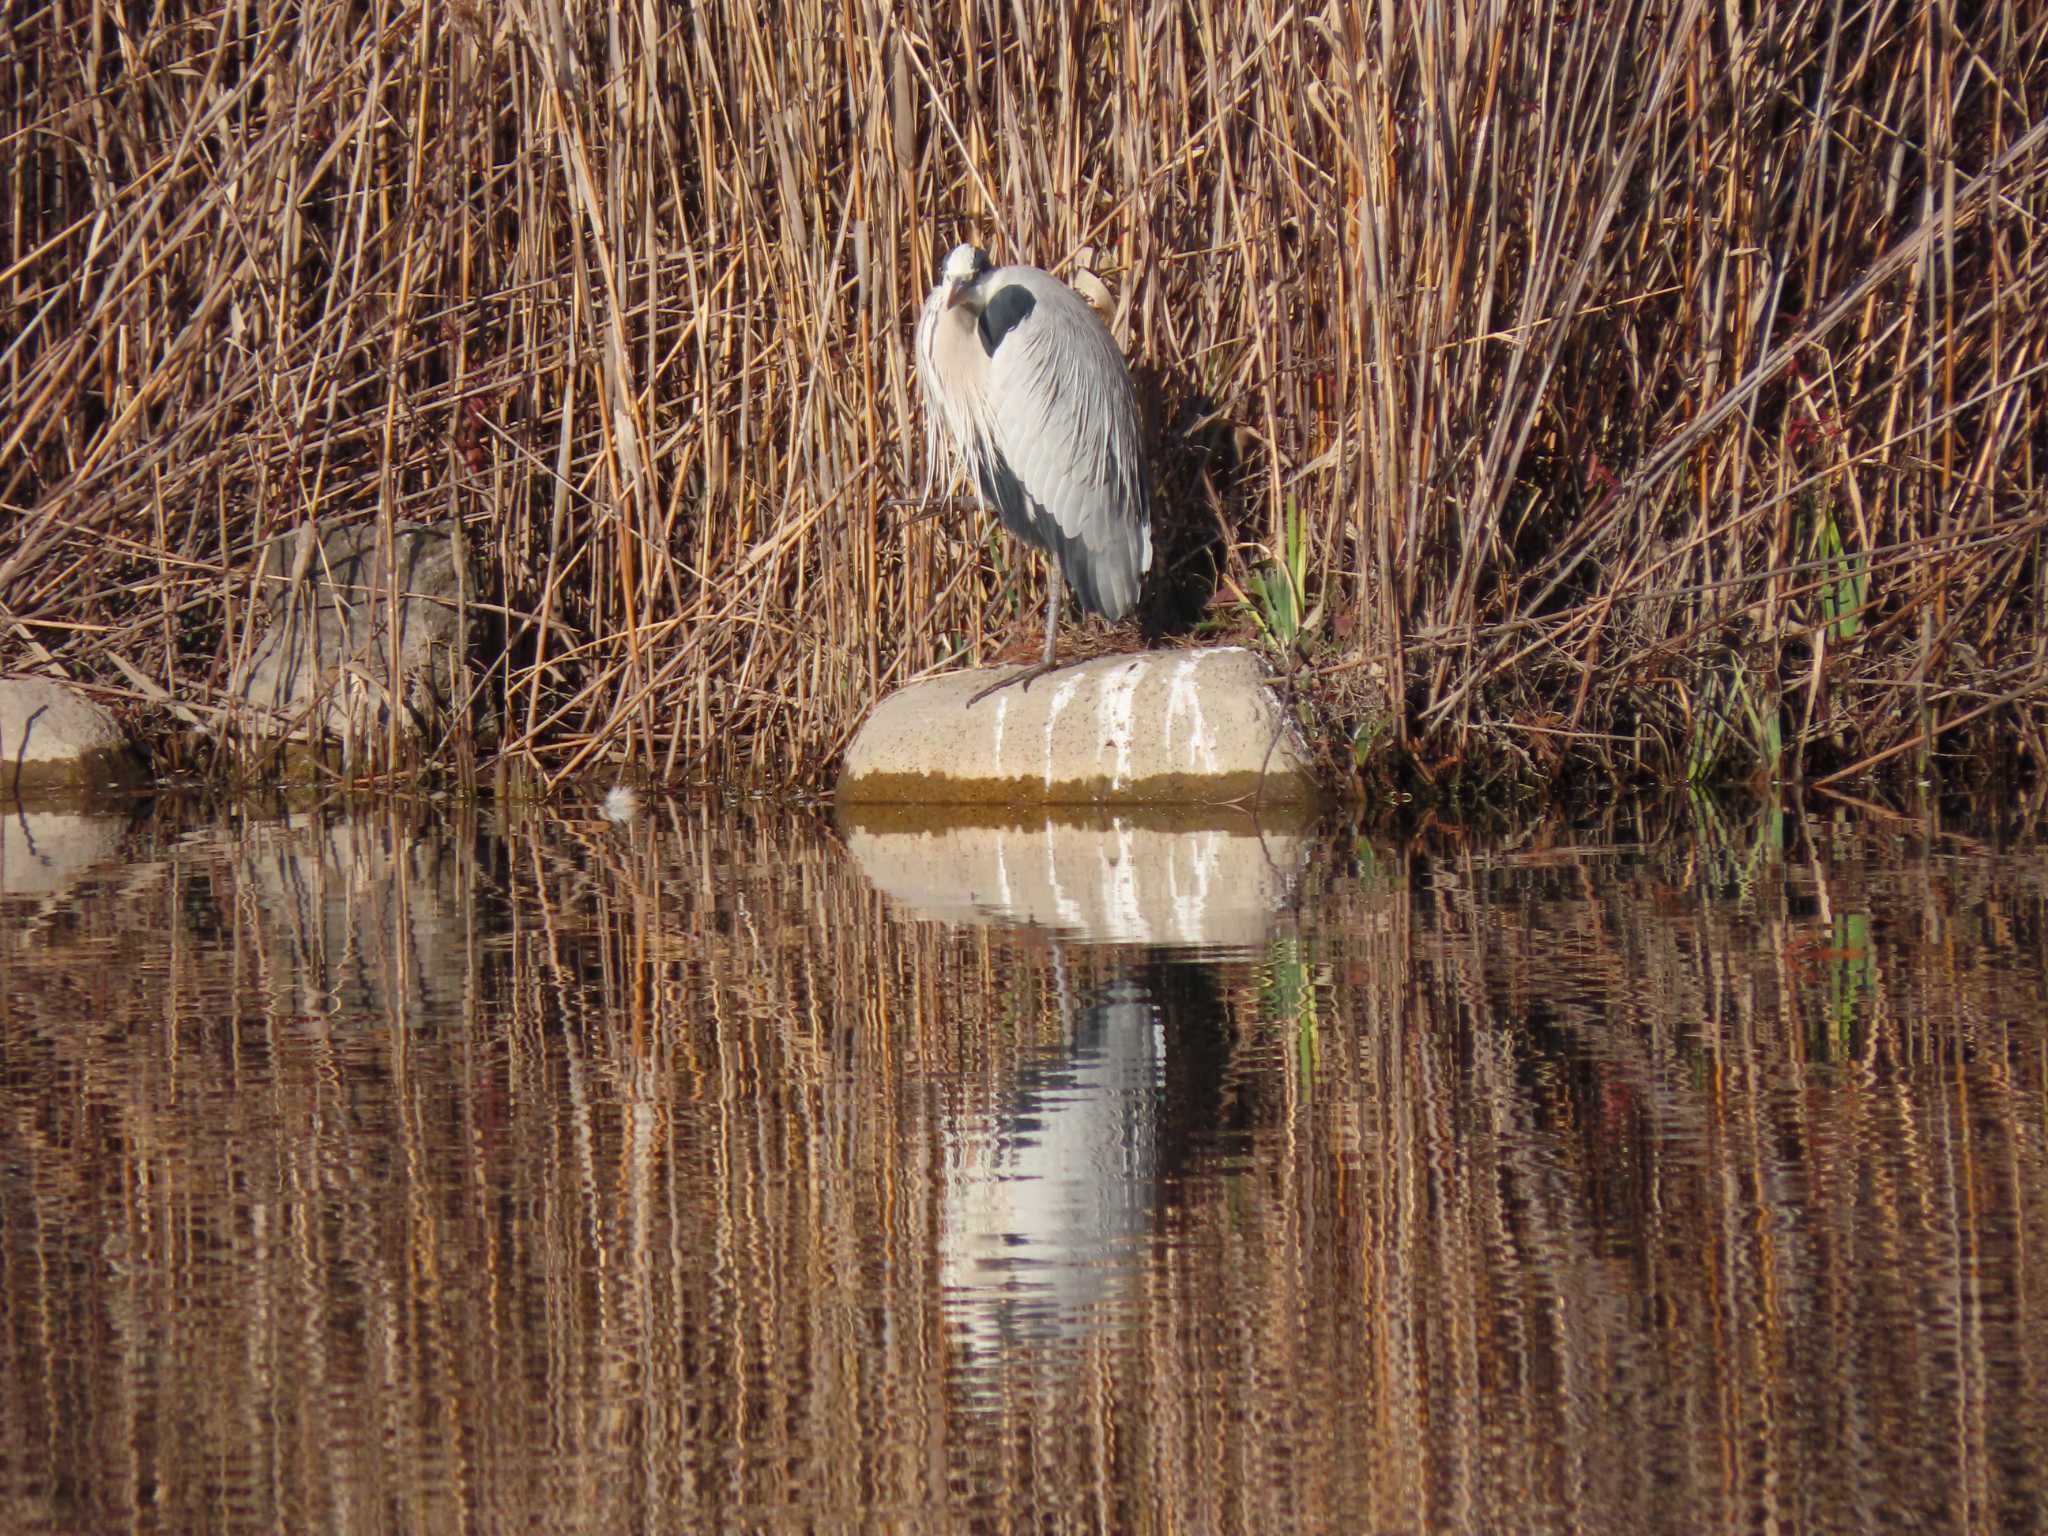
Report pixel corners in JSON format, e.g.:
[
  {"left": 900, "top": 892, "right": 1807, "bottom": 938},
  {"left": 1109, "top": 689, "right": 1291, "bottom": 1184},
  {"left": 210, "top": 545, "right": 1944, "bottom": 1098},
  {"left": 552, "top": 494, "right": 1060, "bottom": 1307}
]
[{"left": 915, "top": 244, "right": 1152, "bottom": 695}]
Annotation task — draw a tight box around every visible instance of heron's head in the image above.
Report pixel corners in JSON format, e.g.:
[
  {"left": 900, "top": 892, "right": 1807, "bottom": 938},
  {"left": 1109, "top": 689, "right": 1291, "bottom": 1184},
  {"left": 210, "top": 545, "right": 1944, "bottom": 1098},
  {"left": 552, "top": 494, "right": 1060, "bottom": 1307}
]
[{"left": 940, "top": 243, "right": 991, "bottom": 309}]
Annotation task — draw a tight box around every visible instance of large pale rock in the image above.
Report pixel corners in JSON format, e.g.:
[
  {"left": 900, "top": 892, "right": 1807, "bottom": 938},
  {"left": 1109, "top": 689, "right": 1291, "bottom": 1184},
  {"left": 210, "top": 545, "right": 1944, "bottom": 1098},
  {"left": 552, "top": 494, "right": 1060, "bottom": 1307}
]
[
  {"left": 0, "top": 677, "right": 144, "bottom": 798},
  {"left": 230, "top": 519, "right": 468, "bottom": 749},
  {"left": 840, "top": 805, "right": 1313, "bottom": 948},
  {"left": 838, "top": 646, "right": 1318, "bottom": 806}
]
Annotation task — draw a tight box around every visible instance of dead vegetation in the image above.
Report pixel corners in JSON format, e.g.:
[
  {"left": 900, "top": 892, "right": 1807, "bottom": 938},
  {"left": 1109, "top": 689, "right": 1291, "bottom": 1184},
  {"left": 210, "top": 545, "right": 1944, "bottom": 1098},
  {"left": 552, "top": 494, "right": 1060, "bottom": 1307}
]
[{"left": 2, "top": 0, "right": 2044, "bottom": 796}]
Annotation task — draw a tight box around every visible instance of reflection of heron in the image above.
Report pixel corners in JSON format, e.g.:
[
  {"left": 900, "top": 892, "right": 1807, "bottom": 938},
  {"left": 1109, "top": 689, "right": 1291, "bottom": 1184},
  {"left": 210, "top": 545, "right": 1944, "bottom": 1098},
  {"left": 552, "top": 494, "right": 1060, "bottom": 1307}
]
[
  {"left": 915, "top": 244, "right": 1152, "bottom": 689},
  {"left": 940, "top": 966, "right": 1161, "bottom": 1351}
]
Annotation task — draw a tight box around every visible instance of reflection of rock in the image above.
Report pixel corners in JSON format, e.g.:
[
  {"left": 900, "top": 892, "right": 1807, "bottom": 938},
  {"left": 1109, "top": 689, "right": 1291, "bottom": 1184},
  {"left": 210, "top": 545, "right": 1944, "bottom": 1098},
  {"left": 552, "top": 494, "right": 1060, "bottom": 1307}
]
[
  {"left": 0, "top": 677, "right": 144, "bottom": 798},
  {"left": 837, "top": 647, "right": 1318, "bottom": 806},
  {"left": 230, "top": 520, "right": 470, "bottom": 750},
  {"left": 232, "top": 813, "right": 470, "bottom": 1024},
  {"left": 840, "top": 806, "right": 1310, "bottom": 947},
  {"left": 941, "top": 974, "right": 1160, "bottom": 1349},
  {"left": 0, "top": 810, "right": 127, "bottom": 897}
]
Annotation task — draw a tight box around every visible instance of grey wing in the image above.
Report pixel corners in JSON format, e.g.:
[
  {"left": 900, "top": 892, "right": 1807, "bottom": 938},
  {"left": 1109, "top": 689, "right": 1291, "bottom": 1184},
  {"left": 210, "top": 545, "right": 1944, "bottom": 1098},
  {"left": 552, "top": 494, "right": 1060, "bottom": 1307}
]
[{"left": 982, "top": 271, "right": 1152, "bottom": 621}]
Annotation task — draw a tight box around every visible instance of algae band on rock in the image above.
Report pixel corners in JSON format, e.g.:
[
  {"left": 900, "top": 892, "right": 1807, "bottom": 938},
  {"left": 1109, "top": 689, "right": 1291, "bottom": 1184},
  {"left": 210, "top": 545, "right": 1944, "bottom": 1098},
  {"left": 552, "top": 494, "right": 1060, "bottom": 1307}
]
[{"left": 837, "top": 648, "right": 1317, "bottom": 807}]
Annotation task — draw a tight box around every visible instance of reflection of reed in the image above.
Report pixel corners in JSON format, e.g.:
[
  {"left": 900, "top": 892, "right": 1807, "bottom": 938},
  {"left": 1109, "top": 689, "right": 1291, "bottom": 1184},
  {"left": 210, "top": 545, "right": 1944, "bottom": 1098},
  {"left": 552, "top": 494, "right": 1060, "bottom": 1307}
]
[{"left": 0, "top": 801, "right": 2045, "bottom": 1531}]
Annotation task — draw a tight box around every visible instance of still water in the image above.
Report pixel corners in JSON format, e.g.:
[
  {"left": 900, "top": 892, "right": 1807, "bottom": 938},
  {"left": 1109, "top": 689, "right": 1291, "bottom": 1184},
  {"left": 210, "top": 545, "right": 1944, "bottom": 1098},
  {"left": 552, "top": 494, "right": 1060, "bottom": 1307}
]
[{"left": 3, "top": 795, "right": 2046, "bottom": 1533}]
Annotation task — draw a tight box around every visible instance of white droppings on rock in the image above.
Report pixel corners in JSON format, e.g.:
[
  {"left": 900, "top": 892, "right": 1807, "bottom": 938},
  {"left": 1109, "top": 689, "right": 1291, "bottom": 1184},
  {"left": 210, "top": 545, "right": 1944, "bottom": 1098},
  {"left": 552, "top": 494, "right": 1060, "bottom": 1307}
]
[
  {"left": 1165, "top": 653, "right": 1220, "bottom": 774},
  {"left": 1041, "top": 673, "right": 1085, "bottom": 789},
  {"left": 1096, "top": 660, "right": 1145, "bottom": 789}
]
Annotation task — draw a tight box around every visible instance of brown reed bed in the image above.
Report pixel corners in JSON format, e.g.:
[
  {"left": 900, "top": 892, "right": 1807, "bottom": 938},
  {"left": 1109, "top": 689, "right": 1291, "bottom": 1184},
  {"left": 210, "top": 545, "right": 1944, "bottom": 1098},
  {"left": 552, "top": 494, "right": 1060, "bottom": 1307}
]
[{"left": 2, "top": 0, "right": 2045, "bottom": 798}]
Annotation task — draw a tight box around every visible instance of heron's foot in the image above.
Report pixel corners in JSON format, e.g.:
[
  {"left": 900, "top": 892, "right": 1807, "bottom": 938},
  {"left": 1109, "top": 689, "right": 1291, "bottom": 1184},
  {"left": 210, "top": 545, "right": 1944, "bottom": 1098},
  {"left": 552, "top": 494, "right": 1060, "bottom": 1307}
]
[{"left": 964, "top": 659, "right": 1064, "bottom": 709}]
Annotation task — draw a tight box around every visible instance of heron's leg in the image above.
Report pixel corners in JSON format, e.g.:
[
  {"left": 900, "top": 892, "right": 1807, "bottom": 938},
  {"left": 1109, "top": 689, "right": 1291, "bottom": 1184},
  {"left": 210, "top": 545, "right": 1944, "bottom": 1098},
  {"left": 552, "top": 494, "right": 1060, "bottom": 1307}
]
[
  {"left": 1041, "top": 558, "right": 1064, "bottom": 667},
  {"left": 966, "top": 656, "right": 1068, "bottom": 707},
  {"left": 963, "top": 558, "right": 1068, "bottom": 709}
]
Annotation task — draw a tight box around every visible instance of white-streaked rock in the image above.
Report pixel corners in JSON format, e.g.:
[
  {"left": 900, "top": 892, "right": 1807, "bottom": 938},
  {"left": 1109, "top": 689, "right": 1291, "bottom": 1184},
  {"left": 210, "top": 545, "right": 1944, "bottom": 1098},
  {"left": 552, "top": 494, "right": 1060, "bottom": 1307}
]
[
  {"left": 840, "top": 806, "right": 1312, "bottom": 949},
  {"left": 0, "top": 677, "right": 144, "bottom": 799},
  {"left": 837, "top": 646, "right": 1317, "bottom": 806}
]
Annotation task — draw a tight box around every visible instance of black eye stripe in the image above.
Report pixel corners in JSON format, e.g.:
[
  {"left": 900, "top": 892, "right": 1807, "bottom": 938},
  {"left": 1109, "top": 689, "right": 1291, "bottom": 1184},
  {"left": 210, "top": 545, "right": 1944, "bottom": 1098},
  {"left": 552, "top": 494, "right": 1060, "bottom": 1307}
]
[{"left": 977, "top": 286, "right": 1036, "bottom": 357}]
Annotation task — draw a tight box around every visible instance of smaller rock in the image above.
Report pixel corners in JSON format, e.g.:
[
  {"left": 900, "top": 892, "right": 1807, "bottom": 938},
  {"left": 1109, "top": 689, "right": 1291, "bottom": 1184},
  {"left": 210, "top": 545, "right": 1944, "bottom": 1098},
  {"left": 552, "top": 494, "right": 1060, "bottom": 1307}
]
[
  {"left": 0, "top": 677, "right": 145, "bottom": 800},
  {"left": 230, "top": 519, "right": 471, "bottom": 754},
  {"left": 837, "top": 646, "right": 1319, "bottom": 806}
]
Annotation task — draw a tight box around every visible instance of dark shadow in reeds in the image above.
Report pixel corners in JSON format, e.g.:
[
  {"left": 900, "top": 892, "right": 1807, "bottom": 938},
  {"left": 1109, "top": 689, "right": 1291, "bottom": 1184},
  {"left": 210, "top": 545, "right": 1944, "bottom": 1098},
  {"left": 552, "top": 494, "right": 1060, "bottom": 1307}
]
[{"left": 1135, "top": 367, "right": 1241, "bottom": 645}]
